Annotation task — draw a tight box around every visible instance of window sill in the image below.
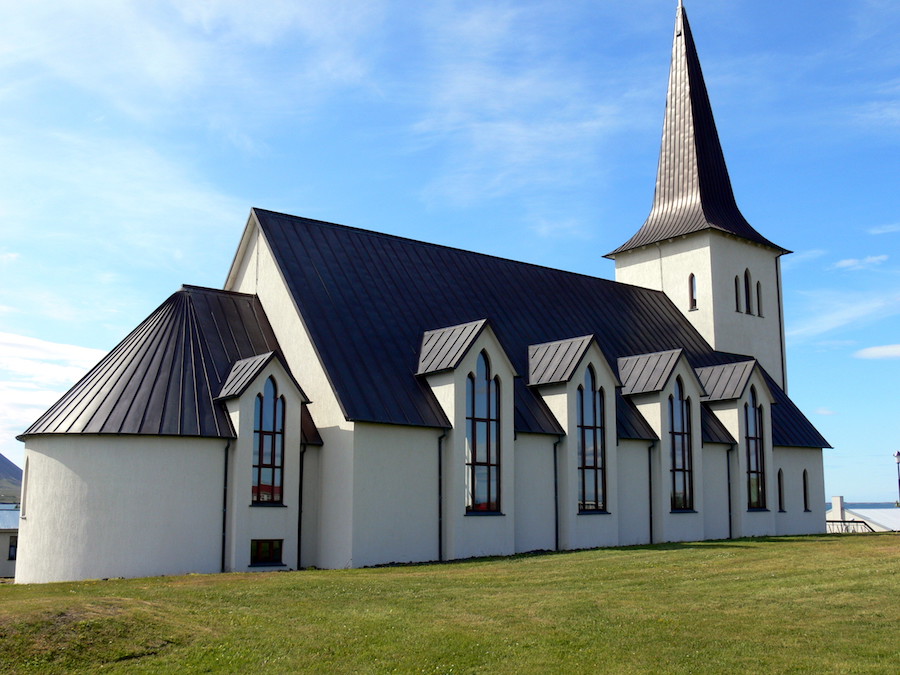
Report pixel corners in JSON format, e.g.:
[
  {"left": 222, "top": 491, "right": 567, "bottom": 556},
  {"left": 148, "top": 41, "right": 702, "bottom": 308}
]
[
  {"left": 778, "top": 509, "right": 786, "bottom": 513},
  {"left": 465, "top": 511, "right": 505, "bottom": 517},
  {"left": 670, "top": 509, "right": 697, "bottom": 514},
  {"left": 688, "top": 307, "right": 698, "bottom": 312},
  {"left": 249, "top": 502, "right": 288, "bottom": 508},
  {"left": 747, "top": 508, "right": 770, "bottom": 513},
  {"left": 578, "top": 509, "right": 610, "bottom": 516},
  {"left": 248, "top": 562, "right": 287, "bottom": 568}
]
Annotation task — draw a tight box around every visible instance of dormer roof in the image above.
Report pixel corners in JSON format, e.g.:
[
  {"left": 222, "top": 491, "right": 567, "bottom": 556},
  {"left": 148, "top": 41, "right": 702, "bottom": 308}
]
[{"left": 607, "top": 3, "right": 788, "bottom": 258}]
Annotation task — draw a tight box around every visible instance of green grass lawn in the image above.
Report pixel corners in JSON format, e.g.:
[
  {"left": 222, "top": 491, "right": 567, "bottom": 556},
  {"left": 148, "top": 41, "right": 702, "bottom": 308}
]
[{"left": 1, "top": 534, "right": 898, "bottom": 673}]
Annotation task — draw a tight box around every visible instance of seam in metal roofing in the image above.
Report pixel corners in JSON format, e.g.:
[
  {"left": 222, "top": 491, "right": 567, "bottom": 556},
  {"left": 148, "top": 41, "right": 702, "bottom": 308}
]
[
  {"left": 19, "top": 286, "right": 319, "bottom": 442},
  {"left": 417, "top": 320, "right": 488, "bottom": 375},
  {"left": 528, "top": 335, "right": 594, "bottom": 386},
  {"left": 252, "top": 208, "right": 827, "bottom": 448},
  {"left": 607, "top": 4, "right": 787, "bottom": 257}
]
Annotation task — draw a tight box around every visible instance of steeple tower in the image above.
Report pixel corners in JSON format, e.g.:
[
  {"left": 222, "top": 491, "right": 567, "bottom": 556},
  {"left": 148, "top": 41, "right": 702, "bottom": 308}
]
[{"left": 608, "top": 3, "right": 790, "bottom": 389}]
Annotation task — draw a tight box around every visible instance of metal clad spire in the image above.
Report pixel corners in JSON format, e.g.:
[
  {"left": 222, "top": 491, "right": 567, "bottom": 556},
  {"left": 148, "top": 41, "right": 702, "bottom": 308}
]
[{"left": 608, "top": 3, "right": 787, "bottom": 257}]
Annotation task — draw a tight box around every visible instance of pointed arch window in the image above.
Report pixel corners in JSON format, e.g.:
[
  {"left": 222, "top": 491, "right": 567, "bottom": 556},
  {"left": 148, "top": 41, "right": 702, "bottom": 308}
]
[
  {"left": 756, "top": 281, "right": 763, "bottom": 317},
  {"left": 688, "top": 274, "right": 698, "bottom": 310},
  {"left": 744, "top": 269, "right": 753, "bottom": 315},
  {"left": 578, "top": 366, "right": 607, "bottom": 512},
  {"left": 253, "top": 376, "right": 285, "bottom": 503},
  {"left": 802, "top": 470, "right": 811, "bottom": 512},
  {"left": 466, "top": 352, "right": 500, "bottom": 512},
  {"left": 745, "top": 386, "right": 766, "bottom": 509},
  {"left": 669, "top": 377, "right": 693, "bottom": 511},
  {"left": 777, "top": 469, "right": 785, "bottom": 512},
  {"left": 734, "top": 276, "right": 742, "bottom": 312}
]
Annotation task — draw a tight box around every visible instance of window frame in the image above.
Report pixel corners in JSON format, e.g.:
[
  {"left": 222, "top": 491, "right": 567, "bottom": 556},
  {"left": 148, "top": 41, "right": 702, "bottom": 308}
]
[
  {"left": 669, "top": 377, "right": 694, "bottom": 511},
  {"left": 777, "top": 468, "right": 785, "bottom": 512},
  {"left": 250, "top": 539, "right": 283, "bottom": 566},
  {"left": 734, "top": 276, "right": 742, "bottom": 312},
  {"left": 745, "top": 387, "right": 766, "bottom": 510},
  {"left": 802, "top": 470, "right": 811, "bottom": 512},
  {"left": 577, "top": 366, "right": 607, "bottom": 513},
  {"left": 252, "top": 376, "right": 285, "bottom": 505},
  {"left": 7, "top": 534, "right": 16, "bottom": 561},
  {"left": 744, "top": 269, "right": 753, "bottom": 315},
  {"left": 688, "top": 273, "right": 698, "bottom": 311},
  {"left": 466, "top": 351, "right": 501, "bottom": 513},
  {"left": 756, "top": 281, "right": 763, "bottom": 317}
]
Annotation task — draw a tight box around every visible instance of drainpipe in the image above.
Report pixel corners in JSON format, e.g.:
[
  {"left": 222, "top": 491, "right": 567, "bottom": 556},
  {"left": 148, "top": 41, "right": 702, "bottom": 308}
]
[
  {"left": 552, "top": 436, "right": 563, "bottom": 551},
  {"left": 437, "top": 430, "right": 447, "bottom": 562},
  {"left": 221, "top": 441, "right": 231, "bottom": 573},
  {"left": 726, "top": 444, "right": 735, "bottom": 540},
  {"left": 297, "top": 443, "right": 307, "bottom": 570},
  {"left": 647, "top": 443, "right": 655, "bottom": 544}
]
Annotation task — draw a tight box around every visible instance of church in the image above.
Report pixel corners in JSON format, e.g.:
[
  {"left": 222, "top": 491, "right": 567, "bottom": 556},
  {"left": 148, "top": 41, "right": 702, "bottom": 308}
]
[{"left": 15, "top": 4, "right": 828, "bottom": 584}]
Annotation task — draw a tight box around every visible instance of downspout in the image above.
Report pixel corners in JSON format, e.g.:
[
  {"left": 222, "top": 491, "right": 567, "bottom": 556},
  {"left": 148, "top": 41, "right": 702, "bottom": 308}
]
[
  {"left": 726, "top": 444, "right": 735, "bottom": 540},
  {"left": 221, "top": 441, "right": 230, "bottom": 573},
  {"left": 297, "top": 443, "right": 307, "bottom": 570},
  {"left": 647, "top": 442, "right": 655, "bottom": 544},
  {"left": 437, "top": 430, "right": 447, "bottom": 562},
  {"left": 552, "top": 436, "right": 563, "bottom": 551}
]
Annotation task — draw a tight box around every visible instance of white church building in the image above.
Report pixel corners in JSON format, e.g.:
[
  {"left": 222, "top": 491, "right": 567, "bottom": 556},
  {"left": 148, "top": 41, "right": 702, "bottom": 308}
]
[{"left": 15, "top": 4, "right": 828, "bottom": 584}]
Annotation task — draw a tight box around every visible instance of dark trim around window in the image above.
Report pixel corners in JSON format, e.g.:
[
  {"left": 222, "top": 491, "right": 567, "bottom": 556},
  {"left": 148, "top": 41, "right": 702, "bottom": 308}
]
[
  {"left": 670, "top": 377, "right": 694, "bottom": 511},
  {"left": 578, "top": 366, "right": 607, "bottom": 512},
  {"left": 466, "top": 352, "right": 501, "bottom": 513},
  {"left": 253, "top": 376, "right": 285, "bottom": 504}
]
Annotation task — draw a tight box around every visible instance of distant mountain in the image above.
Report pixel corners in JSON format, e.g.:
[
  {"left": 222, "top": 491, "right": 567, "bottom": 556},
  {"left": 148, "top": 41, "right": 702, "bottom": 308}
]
[{"left": 0, "top": 453, "right": 22, "bottom": 503}]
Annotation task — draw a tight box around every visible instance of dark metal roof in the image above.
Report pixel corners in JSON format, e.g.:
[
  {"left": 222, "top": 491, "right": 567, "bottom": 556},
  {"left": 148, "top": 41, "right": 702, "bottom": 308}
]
[
  {"left": 216, "top": 351, "right": 310, "bottom": 404},
  {"left": 252, "top": 209, "right": 826, "bottom": 448},
  {"left": 616, "top": 393, "right": 658, "bottom": 442},
  {"left": 696, "top": 360, "right": 756, "bottom": 401},
  {"left": 19, "top": 286, "right": 315, "bottom": 441},
  {"left": 607, "top": 4, "right": 788, "bottom": 257},
  {"left": 528, "top": 335, "right": 595, "bottom": 386},
  {"left": 417, "top": 320, "right": 489, "bottom": 375},
  {"left": 617, "top": 349, "right": 685, "bottom": 396},
  {"left": 701, "top": 403, "right": 736, "bottom": 445}
]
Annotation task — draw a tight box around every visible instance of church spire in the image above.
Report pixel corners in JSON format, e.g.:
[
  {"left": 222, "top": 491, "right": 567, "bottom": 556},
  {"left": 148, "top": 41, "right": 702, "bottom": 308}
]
[{"left": 608, "top": 3, "right": 787, "bottom": 257}]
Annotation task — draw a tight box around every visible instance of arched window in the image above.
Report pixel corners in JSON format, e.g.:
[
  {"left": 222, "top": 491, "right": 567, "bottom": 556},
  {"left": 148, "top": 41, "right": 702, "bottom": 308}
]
[
  {"left": 253, "top": 376, "right": 285, "bottom": 503},
  {"left": 578, "top": 366, "right": 606, "bottom": 512},
  {"left": 734, "top": 276, "right": 742, "bottom": 312},
  {"left": 802, "top": 470, "right": 810, "bottom": 512},
  {"left": 466, "top": 352, "right": 500, "bottom": 512},
  {"left": 777, "top": 469, "right": 785, "bottom": 512},
  {"left": 669, "top": 377, "right": 693, "bottom": 511},
  {"left": 745, "top": 386, "right": 766, "bottom": 509},
  {"left": 756, "top": 281, "right": 763, "bottom": 317},
  {"left": 688, "top": 274, "right": 698, "bottom": 311},
  {"left": 744, "top": 269, "right": 753, "bottom": 315}
]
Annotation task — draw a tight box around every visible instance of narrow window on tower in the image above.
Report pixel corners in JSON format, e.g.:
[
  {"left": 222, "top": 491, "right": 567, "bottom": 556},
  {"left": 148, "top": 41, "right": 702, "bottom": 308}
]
[
  {"left": 756, "top": 281, "right": 763, "bottom": 317},
  {"left": 688, "top": 274, "right": 698, "bottom": 310},
  {"left": 744, "top": 269, "right": 753, "bottom": 315},
  {"left": 734, "top": 276, "right": 741, "bottom": 312}
]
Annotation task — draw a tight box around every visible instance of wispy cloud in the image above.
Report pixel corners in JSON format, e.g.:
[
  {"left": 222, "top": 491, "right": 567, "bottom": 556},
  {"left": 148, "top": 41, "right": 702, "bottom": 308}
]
[
  {"left": 868, "top": 223, "right": 900, "bottom": 235},
  {"left": 853, "top": 344, "right": 900, "bottom": 359},
  {"left": 781, "top": 248, "right": 826, "bottom": 271},
  {"left": 787, "top": 289, "right": 900, "bottom": 341},
  {"left": 829, "top": 255, "right": 888, "bottom": 271},
  {"left": 814, "top": 407, "right": 837, "bottom": 416}
]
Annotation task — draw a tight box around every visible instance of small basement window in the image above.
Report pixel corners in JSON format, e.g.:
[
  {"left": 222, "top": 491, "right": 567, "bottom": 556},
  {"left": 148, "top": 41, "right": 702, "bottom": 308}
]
[{"left": 250, "top": 539, "right": 283, "bottom": 566}]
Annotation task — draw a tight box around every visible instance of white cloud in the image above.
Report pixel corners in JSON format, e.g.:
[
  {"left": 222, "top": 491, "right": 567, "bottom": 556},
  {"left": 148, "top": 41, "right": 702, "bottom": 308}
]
[
  {"left": 780, "top": 248, "right": 826, "bottom": 271},
  {"left": 853, "top": 344, "right": 900, "bottom": 359},
  {"left": 830, "top": 255, "right": 888, "bottom": 271},
  {"left": 814, "top": 407, "right": 837, "bottom": 416},
  {"left": 868, "top": 224, "right": 900, "bottom": 235},
  {"left": 787, "top": 290, "right": 900, "bottom": 341}
]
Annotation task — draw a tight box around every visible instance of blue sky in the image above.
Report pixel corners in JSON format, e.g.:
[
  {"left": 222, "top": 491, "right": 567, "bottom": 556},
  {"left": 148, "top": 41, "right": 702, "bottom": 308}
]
[{"left": 1, "top": 1, "right": 898, "bottom": 501}]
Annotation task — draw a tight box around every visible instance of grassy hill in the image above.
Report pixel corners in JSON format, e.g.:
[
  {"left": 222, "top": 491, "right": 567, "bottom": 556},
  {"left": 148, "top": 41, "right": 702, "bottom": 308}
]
[
  {"left": 0, "top": 453, "right": 22, "bottom": 503},
  {"left": 1, "top": 534, "right": 897, "bottom": 673}
]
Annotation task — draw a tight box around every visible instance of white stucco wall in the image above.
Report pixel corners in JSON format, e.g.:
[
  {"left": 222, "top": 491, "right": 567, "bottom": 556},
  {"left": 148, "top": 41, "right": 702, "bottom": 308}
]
[
  {"left": 16, "top": 435, "right": 225, "bottom": 584},
  {"left": 700, "top": 443, "right": 731, "bottom": 541},
  {"left": 513, "top": 432, "right": 557, "bottom": 554},
  {"left": 350, "top": 422, "right": 440, "bottom": 567},
  {"left": 773, "top": 446, "right": 825, "bottom": 535},
  {"left": 616, "top": 440, "right": 652, "bottom": 546}
]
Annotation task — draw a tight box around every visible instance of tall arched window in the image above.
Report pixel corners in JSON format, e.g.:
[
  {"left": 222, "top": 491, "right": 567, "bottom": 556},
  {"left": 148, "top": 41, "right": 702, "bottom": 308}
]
[
  {"left": 745, "top": 386, "right": 766, "bottom": 509},
  {"left": 744, "top": 269, "right": 753, "bottom": 315},
  {"left": 734, "top": 276, "right": 742, "bottom": 312},
  {"left": 669, "top": 377, "right": 693, "bottom": 511},
  {"left": 688, "top": 274, "right": 698, "bottom": 310},
  {"left": 802, "top": 470, "right": 811, "bottom": 512},
  {"left": 756, "top": 281, "right": 763, "bottom": 317},
  {"left": 777, "top": 469, "right": 785, "bottom": 512},
  {"left": 578, "top": 367, "right": 606, "bottom": 512},
  {"left": 253, "top": 376, "right": 285, "bottom": 503},
  {"left": 466, "top": 352, "right": 500, "bottom": 512}
]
